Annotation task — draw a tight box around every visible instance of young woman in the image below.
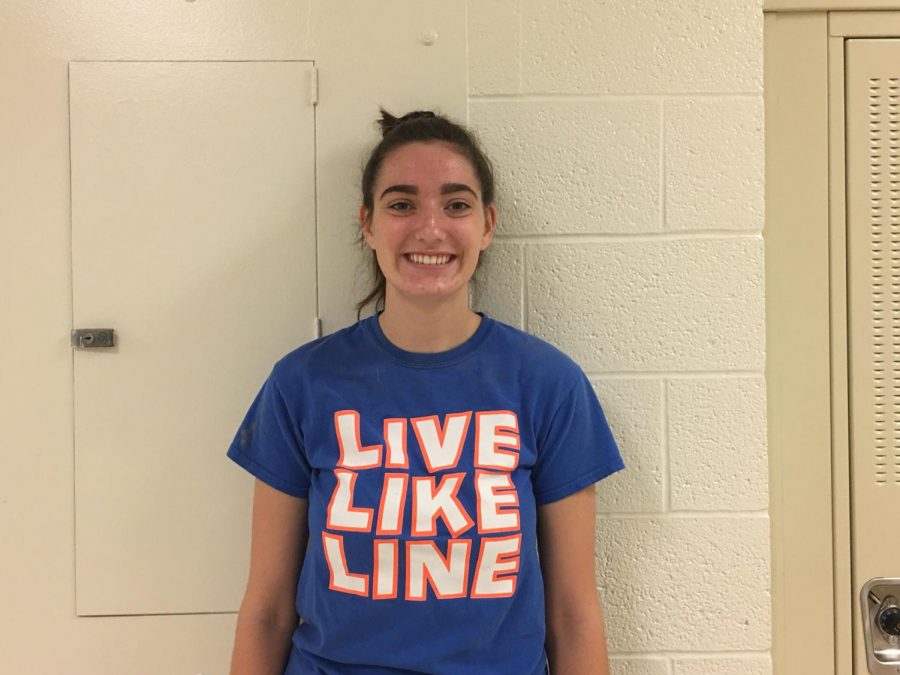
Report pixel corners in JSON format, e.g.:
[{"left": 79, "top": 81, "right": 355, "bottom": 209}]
[{"left": 227, "top": 110, "right": 624, "bottom": 675}]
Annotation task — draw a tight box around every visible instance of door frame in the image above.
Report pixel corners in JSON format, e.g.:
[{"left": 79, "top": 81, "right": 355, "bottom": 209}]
[
  {"left": 304, "top": 1, "right": 467, "bottom": 334},
  {"left": 764, "top": 8, "right": 900, "bottom": 675}
]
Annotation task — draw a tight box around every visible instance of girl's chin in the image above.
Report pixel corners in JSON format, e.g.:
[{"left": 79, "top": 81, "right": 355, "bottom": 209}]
[{"left": 386, "top": 282, "right": 471, "bottom": 304}]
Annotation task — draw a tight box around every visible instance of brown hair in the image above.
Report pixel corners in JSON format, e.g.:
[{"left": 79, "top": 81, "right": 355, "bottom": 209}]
[{"left": 356, "top": 109, "right": 496, "bottom": 317}]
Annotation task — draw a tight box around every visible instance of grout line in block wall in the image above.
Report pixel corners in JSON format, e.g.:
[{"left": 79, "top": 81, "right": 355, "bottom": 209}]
[
  {"left": 608, "top": 656, "right": 670, "bottom": 662},
  {"left": 598, "top": 511, "right": 769, "bottom": 520},
  {"left": 520, "top": 243, "right": 527, "bottom": 330},
  {"left": 660, "top": 99, "right": 667, "bottom": 232},
  {"left": 604, "top": 656, "right": 669, "bottom": 669},
  {"left": 610, "top": 649, "right": 771, "bottom": 658},
  {"left": 493, "top": 231, "right": 762, "bottom": 244},
  {"left": 469, "top": 92, "right": 762, "bottom": 102},
  {"left": 584, "top": 370, "right": 763, "bottom": 380},
  {"left": 75, "top": 58, "right": 312, "bottom": 63},
  {"left": 662, "top": 379, "right": 671, "bottom": 512}
]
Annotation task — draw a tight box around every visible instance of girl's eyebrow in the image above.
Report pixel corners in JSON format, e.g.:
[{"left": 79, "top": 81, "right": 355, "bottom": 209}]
[
  {"left": 379, "top": 183, "right": 478, "bottom": 199},
  {"left": 380, "top": 184, "right": 417, "bottom": 199},
  {"left": 441, "top": 183, "right": 477, "bottom": 197}
]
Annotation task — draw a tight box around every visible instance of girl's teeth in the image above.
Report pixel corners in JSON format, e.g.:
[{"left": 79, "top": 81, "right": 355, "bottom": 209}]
[{"left": 409, "top": 254, "right": 451, "bottom": 265}]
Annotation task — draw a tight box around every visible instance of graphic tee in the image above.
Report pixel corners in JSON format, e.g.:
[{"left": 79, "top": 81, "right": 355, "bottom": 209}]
[{"left": 227, "top": 314, "right": 624, "bottom": 675}]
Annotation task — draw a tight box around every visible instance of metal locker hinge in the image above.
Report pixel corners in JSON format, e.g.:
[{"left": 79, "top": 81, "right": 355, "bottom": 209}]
[
  {"left": 71, "top": 328, "right": 115, "bottom": 348},
  {"left": 310, "top": 67, "right": 319, "bottom": 106}
]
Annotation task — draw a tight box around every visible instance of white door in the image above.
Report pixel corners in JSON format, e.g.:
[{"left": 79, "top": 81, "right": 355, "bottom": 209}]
[
  {"left": 846, "top": 39, "right": 900, "bottom": 674},
  {"left": 69, "top": 61, "right": 317, "bottom": 616}
]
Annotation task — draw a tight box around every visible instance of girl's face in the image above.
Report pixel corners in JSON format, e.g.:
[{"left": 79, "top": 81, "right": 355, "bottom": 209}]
[{"left": 360, "top": 141, "right": 496, "bottom": 309}]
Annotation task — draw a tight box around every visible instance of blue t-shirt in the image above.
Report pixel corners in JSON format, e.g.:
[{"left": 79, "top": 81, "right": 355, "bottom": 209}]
[{"left": 227, "top": 314, "right": 623, "bottom": 674}]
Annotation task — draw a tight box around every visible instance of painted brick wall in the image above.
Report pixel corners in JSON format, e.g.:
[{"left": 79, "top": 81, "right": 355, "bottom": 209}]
[{"left": 468, "top": 2, "right": 771, "bottom": 673}]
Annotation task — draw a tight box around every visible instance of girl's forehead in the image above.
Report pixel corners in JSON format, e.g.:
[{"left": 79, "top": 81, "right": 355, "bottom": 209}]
[{"left": 376, "top": 141, "right": 478, "bottom": 187}]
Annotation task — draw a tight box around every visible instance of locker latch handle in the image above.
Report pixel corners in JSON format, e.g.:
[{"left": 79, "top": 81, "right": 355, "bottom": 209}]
[
  {"left": 861, "top": 578, "right": 900, "bottom": 673},
  {"left": 71, "top": 328, "right": 115, "bottom": 349}
]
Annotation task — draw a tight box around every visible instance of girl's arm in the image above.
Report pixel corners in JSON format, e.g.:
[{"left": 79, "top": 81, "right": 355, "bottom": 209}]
[
  {"left": 537, "top": 485, "right": 611, "bottom": 675},
  {"left": 230, "top": 479, "right": 309, "bottom": 675}
]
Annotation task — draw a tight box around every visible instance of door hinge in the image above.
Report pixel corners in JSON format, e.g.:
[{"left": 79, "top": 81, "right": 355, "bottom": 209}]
[{"left": 310, "top": 67, "right": 319, "bottom": 106}]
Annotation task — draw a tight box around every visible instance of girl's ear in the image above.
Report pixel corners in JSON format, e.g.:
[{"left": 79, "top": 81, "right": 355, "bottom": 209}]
[
  {"left": 359, "top": 206, "right": 375, "bottom": 248},
  {"left": 480, "top": 204, "right": 497, "bottom": 250}
]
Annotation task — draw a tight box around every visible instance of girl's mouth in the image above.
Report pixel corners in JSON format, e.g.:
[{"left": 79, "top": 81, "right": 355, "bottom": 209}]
[{"left": 405, "top": 253, "right": 455, "bottom": 265}]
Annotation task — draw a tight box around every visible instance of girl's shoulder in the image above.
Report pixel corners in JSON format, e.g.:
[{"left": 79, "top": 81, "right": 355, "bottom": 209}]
[
  {"left": 482, "top": 317, "right": 587, "bottom": 383},
  {"left": 267, "top": 319, "right": 372, "bottom": 382}
]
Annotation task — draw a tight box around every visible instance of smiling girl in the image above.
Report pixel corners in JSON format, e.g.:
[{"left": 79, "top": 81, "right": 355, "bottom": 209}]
[{"left": 227, "top": 110, "right": 624, "bottom": 675}]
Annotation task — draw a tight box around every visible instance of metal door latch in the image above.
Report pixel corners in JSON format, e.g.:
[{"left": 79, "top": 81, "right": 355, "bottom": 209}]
[
  {"left": 862, "top": 578, "right": 900, "bottom": 673},
  {"left": 70, "top": 328, "right": 115, "bottom": 348}
]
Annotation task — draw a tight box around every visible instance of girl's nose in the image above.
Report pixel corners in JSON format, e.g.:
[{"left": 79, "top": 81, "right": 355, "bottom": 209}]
[{"left": 415, "top": 205, "right": 445, "bottom": 240}]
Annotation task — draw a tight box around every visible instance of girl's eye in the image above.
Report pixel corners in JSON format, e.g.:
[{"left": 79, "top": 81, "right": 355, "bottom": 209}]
[
  {"left": 447, "top": 201, "right": 471, "bottom": 212},
  {"left": 388, "top": 201, "right": 413, "bottom": 212}
]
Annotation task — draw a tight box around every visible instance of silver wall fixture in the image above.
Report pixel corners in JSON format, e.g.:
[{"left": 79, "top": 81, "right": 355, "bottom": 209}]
[
  {"left": 71, "top": 328, "right": 115, "bottom": 349},
  {"left": 862, "top": 578, "right": 900, "bottom": 673}
]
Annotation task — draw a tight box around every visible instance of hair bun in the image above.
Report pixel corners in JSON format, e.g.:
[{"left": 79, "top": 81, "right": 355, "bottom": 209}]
[{"left": 377, "top": 108, "right": 437, "bottom": 137}]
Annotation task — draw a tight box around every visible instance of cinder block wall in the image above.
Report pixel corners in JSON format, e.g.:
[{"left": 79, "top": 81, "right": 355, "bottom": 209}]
[{"left": 468, "top": 2, "right": 771, "bottom": 673}]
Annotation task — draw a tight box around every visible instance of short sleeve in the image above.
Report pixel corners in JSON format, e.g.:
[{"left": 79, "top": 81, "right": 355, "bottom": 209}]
[
  {"left": 531, "top": 372, "right": 624, "bottom": 504},
  {"left": 226, "top": 371, "right": 311, "bottom": 498}
]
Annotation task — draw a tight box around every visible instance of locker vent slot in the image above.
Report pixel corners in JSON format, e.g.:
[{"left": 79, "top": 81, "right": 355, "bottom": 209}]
[{"left": 868, "top": 76, "right": 900, "bottom": 486}]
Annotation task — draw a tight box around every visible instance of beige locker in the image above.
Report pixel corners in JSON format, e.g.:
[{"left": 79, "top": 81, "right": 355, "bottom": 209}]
[
  {"left": 846, "top": 38, "right": 900, "bottom": 674},
  {"left": 764, "top": 9, "right": 900, "bottom": 675},
  {"left": 69, "top": 61, "right": 317, "bottom": 616}
]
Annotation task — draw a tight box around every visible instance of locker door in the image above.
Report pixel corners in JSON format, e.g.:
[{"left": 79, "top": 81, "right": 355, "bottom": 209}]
[
  {"left": 846, "top": 39, "right": 900, "bottom": 674},
  {"left": 69, "top": 61, "right": 317, "bottom": 616}
]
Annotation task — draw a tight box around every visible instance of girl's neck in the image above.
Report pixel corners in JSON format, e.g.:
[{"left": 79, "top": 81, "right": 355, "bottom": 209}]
[{"left": 377, "top": 293, "right": 482, "bottom": 353}]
